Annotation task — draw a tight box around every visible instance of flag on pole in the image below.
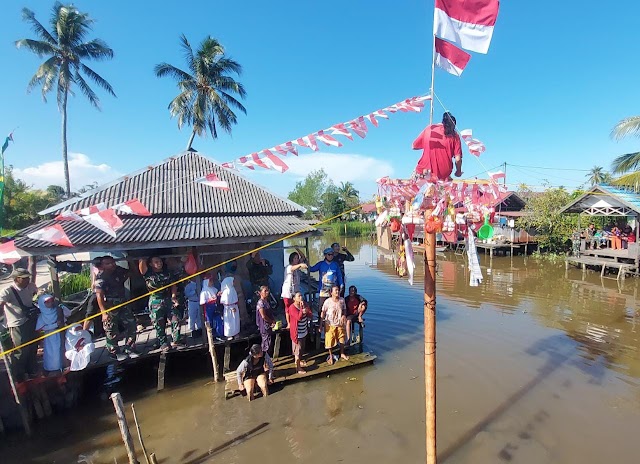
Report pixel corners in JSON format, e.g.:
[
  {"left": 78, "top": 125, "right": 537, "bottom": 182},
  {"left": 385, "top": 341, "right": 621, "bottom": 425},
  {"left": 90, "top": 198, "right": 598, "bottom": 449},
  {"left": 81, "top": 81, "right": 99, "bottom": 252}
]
[
  {"left": 488, "top": 170, "right": 506, "bottom": 181},
  {"left": 27, "top": 224, "right": 73, "bottom": 247},
  {"left": 1, "top": 133, "right": 13, "bottom": 156},
  {"left": 0, "top": 240, "right": 22, "bottom": 264},
  {"left": 83, "top": 209, "right": 124, "bottom": 238},
  {"left": 111, "top": 198, "right": 152, "bottom": 216},
  {"left": 197, "top": 173, "right": 230, "bottom": 190},
  {"left": 0, "top": 132, "right": 13, "bottom": 226},
  {"left": 434, "top": 0, "right": 500, "bottom": 54},
  {"left": 434, "top": 37, "right": 471, "bottom": 76}
]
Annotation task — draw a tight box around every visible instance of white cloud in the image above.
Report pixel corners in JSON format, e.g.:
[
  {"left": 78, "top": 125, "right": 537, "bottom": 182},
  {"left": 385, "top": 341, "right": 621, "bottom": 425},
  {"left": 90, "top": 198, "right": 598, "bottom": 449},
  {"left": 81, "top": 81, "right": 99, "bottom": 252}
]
[
  {"left": 13, "top": 153, "right": 122, "bottom": 190},
  {"left": 285, "top": 152, "right": 393, "bottom": 185}
]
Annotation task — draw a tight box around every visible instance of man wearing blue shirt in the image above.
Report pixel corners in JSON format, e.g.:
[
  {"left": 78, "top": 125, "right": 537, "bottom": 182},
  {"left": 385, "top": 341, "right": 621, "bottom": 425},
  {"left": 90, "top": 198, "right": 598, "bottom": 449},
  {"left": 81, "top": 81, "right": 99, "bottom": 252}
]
[{"left": 309, "top": 248, "right": 344, "bottom": 317}]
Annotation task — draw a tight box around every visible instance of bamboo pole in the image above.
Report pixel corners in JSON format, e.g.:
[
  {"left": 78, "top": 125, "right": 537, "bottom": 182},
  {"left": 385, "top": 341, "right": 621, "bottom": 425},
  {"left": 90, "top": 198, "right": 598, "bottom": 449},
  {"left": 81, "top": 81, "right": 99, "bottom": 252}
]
[
  {"left": 131, "top": 404, "right": 151, "bottom": 464},
  {"left": 149, "top": 454, "right": 158, "bottom": 464},
  {"left": 205, "top": 321, "right": 220, "bottom": 381},
  {"left": 110, "top": 393, "right": 138, "bottom": 464},
  {"left": 2, "top": 354, "right": 31, "bottom": 436},
  {"left": 424, "top": 213, "right": 437, "bottom": 464}
]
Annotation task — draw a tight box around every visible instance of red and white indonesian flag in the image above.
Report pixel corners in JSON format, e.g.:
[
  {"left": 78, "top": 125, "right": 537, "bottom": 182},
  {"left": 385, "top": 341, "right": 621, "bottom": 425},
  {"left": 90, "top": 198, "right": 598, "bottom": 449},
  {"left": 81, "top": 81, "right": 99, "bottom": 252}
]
[
  {"left": 0, "top": 241, "right": 22, "bottom": 264},
  {"left": 262, "top": 153, "right": 289, "bottom": 173},
  {"left": 435, "top": 37, "right": 471, "bottom": 76},
  {"left": 83, "top": 209, "right": 124, "bottom": 238},
  {"left": 488, "top": 170, "right": 506, "bottom": 181},
  {"left": 460, "top": 129, "right": 486, "bottom": 157},
  {"left": 112, "top": 198, "right": 152, "bottom": 216},
  {"left": 27, "top": 224, "right": 73, "bottom": 247},
  {"left": 434, "top": 0, "right": 500, "bottom": 54},
  {"left": 198, "top": 173, "right": 229, "bottom": 190}
]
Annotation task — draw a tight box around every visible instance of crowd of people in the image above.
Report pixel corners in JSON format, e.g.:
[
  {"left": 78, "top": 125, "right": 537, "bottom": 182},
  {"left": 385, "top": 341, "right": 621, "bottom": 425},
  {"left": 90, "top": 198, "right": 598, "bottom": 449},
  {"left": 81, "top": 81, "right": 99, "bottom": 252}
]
[
  {"left": 0, "top": 242, "right": 367, "bottom": 388},
  {"left": 573, "top": 222, "right": 637, "bottom": 256}
]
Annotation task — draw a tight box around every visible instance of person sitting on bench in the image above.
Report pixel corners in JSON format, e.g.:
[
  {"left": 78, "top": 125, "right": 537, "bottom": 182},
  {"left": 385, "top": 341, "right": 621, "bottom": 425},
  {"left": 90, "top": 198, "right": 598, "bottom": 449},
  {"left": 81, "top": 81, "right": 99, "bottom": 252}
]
[{"left": 236, "top": 343, "right": 274, "bottom": 401}]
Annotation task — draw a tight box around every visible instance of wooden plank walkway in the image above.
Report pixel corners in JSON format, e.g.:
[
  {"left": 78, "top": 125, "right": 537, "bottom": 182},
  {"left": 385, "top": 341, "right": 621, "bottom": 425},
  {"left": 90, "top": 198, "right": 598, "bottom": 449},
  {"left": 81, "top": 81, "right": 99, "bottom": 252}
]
[
  {"left": 565, "top": 256, "right": 635, "bottom": 280},
  {"left": 224, "top": 350, "right": 377, "bottom": 399}
]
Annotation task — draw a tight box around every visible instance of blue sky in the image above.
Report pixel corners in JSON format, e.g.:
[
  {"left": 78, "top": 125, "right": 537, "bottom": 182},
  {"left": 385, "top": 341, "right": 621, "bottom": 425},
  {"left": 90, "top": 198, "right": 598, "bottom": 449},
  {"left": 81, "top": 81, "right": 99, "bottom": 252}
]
[{"left": 1, "top": 0, "right": 639, "bottom": 200}]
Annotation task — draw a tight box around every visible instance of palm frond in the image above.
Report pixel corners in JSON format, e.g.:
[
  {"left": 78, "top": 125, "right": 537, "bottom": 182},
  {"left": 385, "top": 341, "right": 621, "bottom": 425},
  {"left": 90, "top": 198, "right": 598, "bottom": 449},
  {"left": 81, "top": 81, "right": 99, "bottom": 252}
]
[
  {"left": 15, "top": 38, "right": 56, "bottom": 57},
  {"left": 20, "top": 8, "right": 56, "bottom": 45},
  {"left": 74, "top": 69, "right": 100, "bottom": 108},
  {"left": 75, "top": 39, "right": 114, "bottom": 60},
  {"left": 611, "top": 152, "right": 640, "bottom": 174},
  {"left": 179, "top": 34, "right": 196, "bottom": 73},
  {"left": 611, "top": 172, "right": 640, "bottom": 191},
  {"left": 214, "top": 57, "right": 243, "bottom": 76},
  {"left": 55, "top": 5, "right": 93, "bottom": 48},
  {"left": 154, "top": 63, "right": 193, "bottom": 82},
  {"left": 26, "top": 56, "right": 60, "bottom": 98},
  {"left": 611, "top": 116, "right": 640, "bottom": 141},
  {"left": 218, "top": 90, "right": 247, "bottom": 114},
  {"left": 80, "top": 63, "right": 116, "bottom": 97}
]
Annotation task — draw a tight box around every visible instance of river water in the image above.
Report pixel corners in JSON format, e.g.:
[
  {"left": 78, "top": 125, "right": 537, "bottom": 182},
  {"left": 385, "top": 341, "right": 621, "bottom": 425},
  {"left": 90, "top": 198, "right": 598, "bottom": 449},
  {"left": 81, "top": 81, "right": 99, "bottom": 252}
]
[{"left": 3, "top": 237, "right": 640, "bottom": 463}]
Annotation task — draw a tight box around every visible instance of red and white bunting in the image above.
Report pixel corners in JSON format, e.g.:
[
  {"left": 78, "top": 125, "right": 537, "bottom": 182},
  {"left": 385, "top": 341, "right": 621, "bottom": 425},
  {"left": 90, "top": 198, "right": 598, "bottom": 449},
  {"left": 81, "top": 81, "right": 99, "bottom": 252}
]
[
  {"left": 27, "top": 224, "right": 73, "bottom": 247},
  {"left": 112, "top": 198, "right": 152, "bottom": 216},
  {"left": 77, "top": 202, "right": 106, "bottom": 216},
  {"left": 435, "top": 37, "right": 471, "bottom": 76},
  {"left": 262, "top": 153, "right": 289, "bottom": 173},
  {"left": 488, "top": 170, "right": 506, "bottom": 181},
  {"left": 220, "top": 162, "right": 235, "bottom": 169},
  {"left": 223, "top": 94, "right": 432, "bottom": 173},
  {"left": 434, "top": 0, "right": 500, "bottom": 54},
  {"left": 460, "top": 129, "right": 486, "bottom": 157},
  {"left": 316, "top": 130, "right": 342, "bottom": 147},
  {"left": 198, "top": 173, "right": 230, "bottom": 190},
  {"left": 0, "top": 241, "right": 22, "bottom": 264},
  {"left": 55, "top": 210, "right": 83, "bottom": 221},
  {"left": 83, "top": 209, "right": 124, "bottom": 238}
]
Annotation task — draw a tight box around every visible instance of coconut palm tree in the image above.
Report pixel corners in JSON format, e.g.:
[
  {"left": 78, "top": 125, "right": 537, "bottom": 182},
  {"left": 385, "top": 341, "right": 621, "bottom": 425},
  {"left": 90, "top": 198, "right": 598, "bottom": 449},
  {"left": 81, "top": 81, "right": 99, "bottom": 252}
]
[
  {"left": 155, "top": 35, "right": 247, "bottom": 151},
  {"left": 337, "top": 181, "right": 360, "bottom": 210},
  {"left": 610, "top": 115, "right": 640, "bottom": 188},
  {"left": 16, "top": 3, "right": 116, "bottom": 197},
  {"left": 586, "top": 166, "right": 606, "bottom": 186}
]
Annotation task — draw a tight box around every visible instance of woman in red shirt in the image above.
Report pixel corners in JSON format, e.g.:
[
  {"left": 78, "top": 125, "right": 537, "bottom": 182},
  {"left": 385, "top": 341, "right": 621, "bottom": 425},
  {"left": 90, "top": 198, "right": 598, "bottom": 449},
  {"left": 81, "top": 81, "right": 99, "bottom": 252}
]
[{"left": 413, "top": 112, "right": 462, "bottom": 181}]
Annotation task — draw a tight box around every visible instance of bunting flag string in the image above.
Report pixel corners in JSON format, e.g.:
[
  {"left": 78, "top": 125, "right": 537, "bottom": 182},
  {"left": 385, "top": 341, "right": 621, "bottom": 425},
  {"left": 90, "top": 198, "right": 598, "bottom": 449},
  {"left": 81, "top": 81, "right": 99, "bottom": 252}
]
[
  {"left": 111, "top": 198, "right": 152, "bottom": 216},
  {"left": 224, "top": 94, "right": 432, "bottom": 173},
  {"left": 459, "top": 129, "right": 486, "bottom": 157},
  {"left": 27, "top": 224, "right": 73, "bottom": 247},
  {"left": 83, "top": 209, "right": 124, "bottom": 238},
  {"left": 197, "top": 173, "right": 230, "bottom": 190},
  {"left": 0, "top": 240, "right": 22, "bottom": 264}
]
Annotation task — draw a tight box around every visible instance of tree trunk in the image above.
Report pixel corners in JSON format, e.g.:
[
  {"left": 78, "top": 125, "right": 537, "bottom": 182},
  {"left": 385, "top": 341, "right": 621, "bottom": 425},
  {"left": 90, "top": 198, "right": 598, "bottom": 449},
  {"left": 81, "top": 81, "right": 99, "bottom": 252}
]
[
  {"left": 61, "top": 90, "right": 71, "bottom": 197},
  {"left": 186, "top": 130, "right": 197, "bottom": 151}
]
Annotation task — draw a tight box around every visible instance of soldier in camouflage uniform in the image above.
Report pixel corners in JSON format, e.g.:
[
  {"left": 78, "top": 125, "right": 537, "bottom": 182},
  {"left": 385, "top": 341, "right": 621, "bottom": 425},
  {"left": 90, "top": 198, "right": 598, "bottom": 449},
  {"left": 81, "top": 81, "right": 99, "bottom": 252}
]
[
  {"left": 95, "top": 257, "right": 139, "bottom": 361},
  {"left": 139, "top": 256, "right": 181, "bottom": 351}
]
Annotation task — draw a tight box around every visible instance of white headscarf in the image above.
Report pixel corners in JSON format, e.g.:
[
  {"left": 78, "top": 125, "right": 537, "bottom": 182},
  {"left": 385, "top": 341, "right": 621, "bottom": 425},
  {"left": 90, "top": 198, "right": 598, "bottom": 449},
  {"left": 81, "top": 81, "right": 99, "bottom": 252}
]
[
  {"left": 199, "top": 278, "right": 218, "bottom": 305},
  {"left": 36, "top": 294, "right": 58, "bottom": 331}
]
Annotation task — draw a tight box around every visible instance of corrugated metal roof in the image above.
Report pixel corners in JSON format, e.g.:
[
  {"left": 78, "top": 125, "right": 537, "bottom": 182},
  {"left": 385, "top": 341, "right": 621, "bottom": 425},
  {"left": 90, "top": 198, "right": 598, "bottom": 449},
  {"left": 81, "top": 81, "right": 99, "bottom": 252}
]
[
  {"left": 560, "top": 185, "right": 640, "bottom": 215},
  {"left": 15, "top": 215, "right": 315, "bottom": 251},
  {"left": 598, "top": 185, "right": 640, "bottom": 212},
  {"left": 39, "top": 151, "right": 302, "bottom": 216}
]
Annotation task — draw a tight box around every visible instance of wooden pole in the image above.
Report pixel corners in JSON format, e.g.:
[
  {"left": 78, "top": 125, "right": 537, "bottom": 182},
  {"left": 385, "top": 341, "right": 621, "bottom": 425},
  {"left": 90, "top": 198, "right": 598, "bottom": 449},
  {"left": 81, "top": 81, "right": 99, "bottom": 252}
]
[
  {"left": 205, "top": 321, "right": 220, "bottom": 381},
  {"left": 424, "top": 213, "right": 437, "bottom": 464},
  {"left": 149, "top": 454, "right": 159, "bottom": 464},
  {"left": 131, "top": 404, "right": 151, "bottom": 464},
  {"left": 110, "top": 393, "right": 138, "bottom": 464},
  {"left": 48, "top": 257, "right": 61, "bottom": 301},
  {"left": 2, "top": 354, "right": 31, "bottom": 436}
]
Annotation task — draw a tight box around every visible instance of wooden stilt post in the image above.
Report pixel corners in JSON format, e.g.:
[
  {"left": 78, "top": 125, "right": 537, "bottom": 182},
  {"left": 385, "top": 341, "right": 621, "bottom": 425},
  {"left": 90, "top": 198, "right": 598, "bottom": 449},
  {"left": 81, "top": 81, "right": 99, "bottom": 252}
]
[
  {"left": 157, "top": 352, "right": 167, "bottom": 392},
  {"left": 205, "top": 321, "right": 220, "bottom": 381},
  {"left": 2, "top": 354, "right": 31, "bottom": 436},
  {"left": 110, "top": 393, "right": 138, "bottom": 464},
  {"left": 47, "top": 257, "right": 61, "bottom": 301},
  {"left": 424, "top": 213, "right": 437, "bottom": 464},
  {"left": 131, "top": 404, "right": 151, "bottom": 464}
]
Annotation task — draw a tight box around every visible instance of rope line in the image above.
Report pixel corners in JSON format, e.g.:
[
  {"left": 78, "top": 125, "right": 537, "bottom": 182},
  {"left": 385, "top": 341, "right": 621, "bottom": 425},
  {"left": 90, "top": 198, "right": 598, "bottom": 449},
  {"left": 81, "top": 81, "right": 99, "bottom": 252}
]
[{"left": 0, "top": 205, "right": 362, "bottom": 358}]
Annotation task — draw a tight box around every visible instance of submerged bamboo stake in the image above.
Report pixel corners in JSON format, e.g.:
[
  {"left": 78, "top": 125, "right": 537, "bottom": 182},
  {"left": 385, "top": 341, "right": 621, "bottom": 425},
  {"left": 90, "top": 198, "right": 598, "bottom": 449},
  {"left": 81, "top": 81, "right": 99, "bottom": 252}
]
[
  {"left": 205, "top": 321, "right": 220, "bottom": 381},
  {"left": 131, "top": 404, "right": 151, "bottom": 464},
  {"left": 110, "top": 393, "right": 138, "bottom": 464},
  {"left": 424, "top": 214, "right": 437, "bottom": 464},
  {"left": 149, "top": 454, "right": 158, "bottom": 464},
  {"left": 2, "top": 354, "right": 31, "bottom": 436}
]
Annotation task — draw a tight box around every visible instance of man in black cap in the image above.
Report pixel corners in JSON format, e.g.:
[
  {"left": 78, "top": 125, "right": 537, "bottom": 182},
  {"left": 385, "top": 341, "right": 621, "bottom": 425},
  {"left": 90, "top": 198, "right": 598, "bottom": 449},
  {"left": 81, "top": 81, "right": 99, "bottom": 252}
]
[{"left": 0, "top": 268, "right": 41, "bottom": 380}]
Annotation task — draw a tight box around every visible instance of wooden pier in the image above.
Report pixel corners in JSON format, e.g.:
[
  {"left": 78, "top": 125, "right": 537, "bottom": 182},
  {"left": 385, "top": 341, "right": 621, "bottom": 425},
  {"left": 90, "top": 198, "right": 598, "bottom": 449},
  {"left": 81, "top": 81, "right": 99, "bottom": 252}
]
[
  {"left": 224, "top": 350, "right": 377, "bottom": 400},
  {"left": 475, "top": 242, "right": 528, "bottom": 258},
  {"left": 565, "top": 255, "right": 635, "bottom": 280}
]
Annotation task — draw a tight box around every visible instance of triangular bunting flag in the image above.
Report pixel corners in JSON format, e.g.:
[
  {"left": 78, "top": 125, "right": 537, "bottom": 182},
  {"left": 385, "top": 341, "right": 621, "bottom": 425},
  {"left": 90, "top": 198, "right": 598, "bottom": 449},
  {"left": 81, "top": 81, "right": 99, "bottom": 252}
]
[
  {"left": 27, "top": 224, "right": 73, "bottom": 247},
  {"left": 197, "top": 173, "right": 230, "bottom": 190},
  {"left": 55, "top": 210, "right": 83, "bottom": 221},
  {"left": 77, "top": 202, "right": 107, "bottom": 216},
  {"left": 83, "top": 209, "right": 124, "bottom": 238},
  {"left": 0, "top": 240, "right": 22, "bottom": 264},
  {"left": 112, "top": 198, "right": 152, "bottom": 216}
]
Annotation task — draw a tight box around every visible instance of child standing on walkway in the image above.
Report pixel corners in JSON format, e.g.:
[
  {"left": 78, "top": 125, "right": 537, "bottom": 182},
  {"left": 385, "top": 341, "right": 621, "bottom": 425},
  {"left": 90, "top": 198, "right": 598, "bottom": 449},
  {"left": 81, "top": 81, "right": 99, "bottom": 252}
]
[{"left": 320, "top": 286, "right": 349, "bottom": 365}]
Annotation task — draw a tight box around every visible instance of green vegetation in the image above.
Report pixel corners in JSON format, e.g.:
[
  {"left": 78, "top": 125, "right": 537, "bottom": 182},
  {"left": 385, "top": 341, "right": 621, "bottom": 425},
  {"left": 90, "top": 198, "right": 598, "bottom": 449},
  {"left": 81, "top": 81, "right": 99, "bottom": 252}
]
[
  {"left": 326, "top": 221, "right": 375, "bottom": 237},
  {"left": 53, "top": 267, "right": 92, "bottom": 298},
  {"left": 610, "top": 115, "right": 640, "bottom": 188},
  {"left": 16, "top": 2, "right": 116, "bottom": 197},
  {"left": 155, "top": 35, "right": 247, "bottom": 151},
  {"left": 288, "top": 169, "right": 361, "bottom": 220}
]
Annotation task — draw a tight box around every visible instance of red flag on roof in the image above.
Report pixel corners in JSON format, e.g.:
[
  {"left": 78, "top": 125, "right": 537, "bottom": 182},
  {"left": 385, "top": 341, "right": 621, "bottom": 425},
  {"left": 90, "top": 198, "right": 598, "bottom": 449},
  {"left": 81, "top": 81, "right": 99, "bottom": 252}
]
[
  {"left": 112, "top": 199, "right": 152, "bottom": 216},
  {"left": 0, "top": 241, "right": 22, "bottom": 264},
  {"left": 27, "top": 224, "right": 73, "bottom": 247},
  {"left": 55, "top": 210, "right": 83, "bottom": 221},
  {"left": 197, "top": 173, "right": 230, "bottom": 190},
  {"left": 77, "top": 202, "right": 107, "bottom": 216},
  {"left": 83, "top": 209, "right": 124, "bottom": 238}
]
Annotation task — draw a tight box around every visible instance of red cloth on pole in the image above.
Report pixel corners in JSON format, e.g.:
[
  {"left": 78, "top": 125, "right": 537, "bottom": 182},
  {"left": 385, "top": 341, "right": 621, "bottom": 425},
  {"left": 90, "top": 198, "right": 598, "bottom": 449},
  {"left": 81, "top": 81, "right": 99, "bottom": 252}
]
[{"left": 413, "top": 124, "right": 462, "bottom": 180}]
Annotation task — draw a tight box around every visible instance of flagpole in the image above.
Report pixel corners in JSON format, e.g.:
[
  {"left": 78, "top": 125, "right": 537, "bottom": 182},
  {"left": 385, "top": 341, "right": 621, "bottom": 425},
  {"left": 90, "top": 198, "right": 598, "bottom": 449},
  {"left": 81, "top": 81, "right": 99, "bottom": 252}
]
[{"left": 425, "top": 27, "right": 438, "bottom": 464}]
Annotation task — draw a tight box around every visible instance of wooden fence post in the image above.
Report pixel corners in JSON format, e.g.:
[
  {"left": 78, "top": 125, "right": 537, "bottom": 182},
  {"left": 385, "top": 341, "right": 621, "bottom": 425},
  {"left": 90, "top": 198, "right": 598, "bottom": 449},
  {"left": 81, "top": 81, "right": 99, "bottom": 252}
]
[{"left": 110, "top": 393, "right": 138, "bottom": 464}]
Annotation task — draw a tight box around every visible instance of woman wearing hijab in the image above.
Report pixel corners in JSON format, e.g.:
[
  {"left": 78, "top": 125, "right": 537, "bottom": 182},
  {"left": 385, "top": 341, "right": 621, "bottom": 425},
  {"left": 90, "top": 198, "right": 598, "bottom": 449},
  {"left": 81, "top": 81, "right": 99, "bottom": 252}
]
[
  {"left": 200, "top": 274, "right": 223, "bottom": 338},
  {"left": 220, "top": 273, "right": 241, "bottom": 338},
  {"left": 36, "top": 294, "right": 63, "bottom": 373},
  {"left": 281, "top": 251, "right": 308, "bottom": 310}
]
